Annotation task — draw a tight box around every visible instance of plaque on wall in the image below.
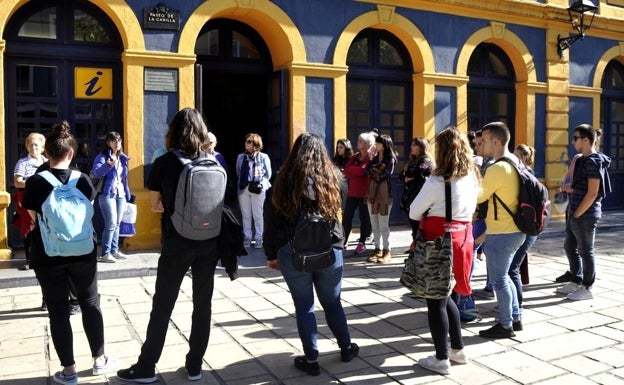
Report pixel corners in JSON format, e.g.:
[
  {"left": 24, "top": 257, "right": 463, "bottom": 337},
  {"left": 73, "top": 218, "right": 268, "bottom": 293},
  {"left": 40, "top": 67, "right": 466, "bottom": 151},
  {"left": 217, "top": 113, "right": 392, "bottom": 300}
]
[
  {"left": 143, "top": 4, "right": 180, "bottom": 31},
  {"left": 144, "top": 68, "right": 178, "bottom": 92}
]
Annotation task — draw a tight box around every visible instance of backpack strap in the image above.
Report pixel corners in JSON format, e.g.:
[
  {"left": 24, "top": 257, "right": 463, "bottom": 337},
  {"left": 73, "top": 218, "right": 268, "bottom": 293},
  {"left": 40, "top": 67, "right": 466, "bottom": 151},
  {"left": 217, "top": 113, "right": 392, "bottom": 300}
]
[
  {"left": 492, "top": 157, "right": 519, "bottom": 220},
  {"left": 444, "top": 179, "right": 451, "bottom": 223},
  {"left": 39, "top": 170, "right": 81, "bottom": 188}
]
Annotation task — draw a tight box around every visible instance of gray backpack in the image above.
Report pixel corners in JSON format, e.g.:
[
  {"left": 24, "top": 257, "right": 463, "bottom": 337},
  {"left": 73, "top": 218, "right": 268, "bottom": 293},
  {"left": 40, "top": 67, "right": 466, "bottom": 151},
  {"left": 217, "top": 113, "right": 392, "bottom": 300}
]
[{"left": 171, "top": 150, "right": 226, "bottom": 240}]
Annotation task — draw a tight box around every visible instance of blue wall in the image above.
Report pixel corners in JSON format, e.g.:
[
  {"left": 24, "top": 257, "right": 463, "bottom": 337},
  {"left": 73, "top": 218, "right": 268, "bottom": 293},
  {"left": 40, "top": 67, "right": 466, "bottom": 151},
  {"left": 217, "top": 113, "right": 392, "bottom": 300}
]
[
  {"left": 306, "top": 78, "right": 333, "bottom": 150},
  {"left": 434, "top": 86, "right": 456, "bottom": 133}
]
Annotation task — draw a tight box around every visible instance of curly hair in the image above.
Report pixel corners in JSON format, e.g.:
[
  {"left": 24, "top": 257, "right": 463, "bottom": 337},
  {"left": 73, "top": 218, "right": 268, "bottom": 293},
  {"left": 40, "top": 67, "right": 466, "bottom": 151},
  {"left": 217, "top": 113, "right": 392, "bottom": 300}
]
[
  {"left": 432, "top": 126, "right": 480, "bottom": 180},
  {"left": 272, "top": 133, "right": 342, "bottom": 221}
]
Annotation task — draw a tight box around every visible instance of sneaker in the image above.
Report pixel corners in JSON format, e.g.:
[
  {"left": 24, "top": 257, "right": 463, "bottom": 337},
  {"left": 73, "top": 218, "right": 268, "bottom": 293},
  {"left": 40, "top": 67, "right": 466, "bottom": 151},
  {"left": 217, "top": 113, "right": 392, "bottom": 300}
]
[
  {"left": 418, "top": 355, "right": 450, "bottom": 375},
  {"left": 117, "top": 365, "right": 157, "bottom": 383},
  {"left": 186, "top": 369, "right": 202, "bottom": 381},
  {"left": 556, "top": 282, "right": 581, "bottom": 294},
  {"left": 93, "top": 355, "right": 118, "bottom": 375},
  {"left": 367, "top": 249, "right": 383, "bottom": 262},
  {"left": 365, "top": 235, "right": 374, "bottom": 244},
  {"left": 474, "top": 288, "right": 495, "bottom": 299},
  {"left": 243, "top": 239, "right": 252, "bottom": 248},
  {"left": 97, "top": 254, "right": 116, "bottom": 263},
  {"left": 378, "top": 249, "right": 392, "bottom": 264},
  {"left": 340, "top": 343, "right": 359, "bottom": 362},
  {"left": 354, "top": 242, "right": 366, "bottom": 254},
  {"left": 449, "top": 349, "right": 468, "bottom": 364},
  {"left": 479, "top": 323, "right": 515, "bottom": 339},
  {"left": 567, "top": 286, "right": 593, "bottom": 301},
  {"left": 555, "top": 271, "right": 573, "bottom": 283},
  {"left": 113, "top": 251, "right": 128, "bottom": 260},
  {"left": 294, "top": 356, "right": 320, "bottom": 376},
  {"left": 513, "top": 319, "right": 523, "bottom": 331},
  {"left": 53, "top": 371, "right": 77, "bottom": 385},
  {"left": 254, "top": 240, "right": 263, "bottom": 249},
  {"left": 18, "top": 263, "right": 30, "bottom": 270}
]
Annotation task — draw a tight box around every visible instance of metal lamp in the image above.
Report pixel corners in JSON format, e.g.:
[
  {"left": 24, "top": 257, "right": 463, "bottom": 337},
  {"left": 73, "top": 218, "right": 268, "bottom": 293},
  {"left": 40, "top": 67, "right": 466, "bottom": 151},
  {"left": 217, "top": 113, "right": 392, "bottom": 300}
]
[{"left": 557, "top": 0, "right": 598, "bottom": 58}]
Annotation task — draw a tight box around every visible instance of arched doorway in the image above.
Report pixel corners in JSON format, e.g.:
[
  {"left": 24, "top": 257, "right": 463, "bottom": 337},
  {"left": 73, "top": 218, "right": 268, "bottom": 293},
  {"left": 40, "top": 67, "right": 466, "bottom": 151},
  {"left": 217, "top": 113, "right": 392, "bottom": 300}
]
[
  {"left": 600, "top": 60, "right": 624, "bottom": 210},
  {"left": 194, "top": 19, "right": 279, "bottom": 181},
  {"left": 467, "top": 43, "right": 516, "bottom": 145},
  {"left": 346, "top": 28, "right": 413, "bottom": 225},
  {"left": 4, "top": 0, "right": 123, "bottom": 249}
]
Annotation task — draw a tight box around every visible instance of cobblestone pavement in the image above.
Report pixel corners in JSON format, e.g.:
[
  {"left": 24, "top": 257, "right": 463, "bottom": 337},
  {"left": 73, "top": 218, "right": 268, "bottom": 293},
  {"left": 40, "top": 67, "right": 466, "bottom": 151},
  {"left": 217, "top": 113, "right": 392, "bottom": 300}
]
[{"left": 1, "top": 214, "right": 624, "bottom": 384}]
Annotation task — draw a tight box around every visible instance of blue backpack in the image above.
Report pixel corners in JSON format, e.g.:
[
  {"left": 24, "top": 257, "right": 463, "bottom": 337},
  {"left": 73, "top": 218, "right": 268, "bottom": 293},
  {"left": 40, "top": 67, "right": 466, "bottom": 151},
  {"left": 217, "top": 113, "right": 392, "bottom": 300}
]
[{"left": 37, "top": 170, "right": 95, "bottom": 256}]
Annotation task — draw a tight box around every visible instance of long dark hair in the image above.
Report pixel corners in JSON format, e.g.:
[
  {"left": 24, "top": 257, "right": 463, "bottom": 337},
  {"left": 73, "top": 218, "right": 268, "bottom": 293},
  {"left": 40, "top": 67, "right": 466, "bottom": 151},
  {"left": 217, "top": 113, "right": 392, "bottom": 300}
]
[
  {"left": 272, "top": 133, "right": 342, "bottom": 220},
  {"left": 45, "top": 120, "right": 76, "bottom": 162},
  {"left": 165, "top": 107, "right": 209, "bottom": 158}
]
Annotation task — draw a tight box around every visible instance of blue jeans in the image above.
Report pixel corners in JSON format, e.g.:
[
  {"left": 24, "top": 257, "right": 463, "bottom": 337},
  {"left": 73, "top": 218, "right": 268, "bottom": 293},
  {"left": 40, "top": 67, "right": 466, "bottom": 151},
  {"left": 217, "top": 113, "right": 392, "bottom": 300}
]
[
  {"left": 278, "top": 244, "right": 351, "bottom": 361},
  {"left": 485, "top": 233, "right": 525, "bottom": 328},
  {"left": 508, "top": 234, "right": 537, "bottom": 305},
  {"left": 564, "top": 214, "right": 599, "bottom": 288},
  {"left": 98, "top": 194, "right": 126, "bottom": 255}
]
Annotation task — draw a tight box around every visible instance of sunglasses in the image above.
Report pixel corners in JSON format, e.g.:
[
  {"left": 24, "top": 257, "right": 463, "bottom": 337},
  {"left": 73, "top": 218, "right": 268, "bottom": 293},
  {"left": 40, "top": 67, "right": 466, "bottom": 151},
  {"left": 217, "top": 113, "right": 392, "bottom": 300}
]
[{"left": 573, "top": 135, "right": 586, "bottom": 142}]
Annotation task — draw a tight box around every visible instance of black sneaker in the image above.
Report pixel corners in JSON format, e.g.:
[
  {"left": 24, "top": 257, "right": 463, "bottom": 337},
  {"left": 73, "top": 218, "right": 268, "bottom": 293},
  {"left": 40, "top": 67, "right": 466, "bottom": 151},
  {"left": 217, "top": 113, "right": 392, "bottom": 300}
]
[
  {"left": 117, "top": 364, "right": 157, "bottom": 383},
  {"left": 479, "top": 323, "right": 516, "bottom": 339},
  {"left": 513, "top": 319, "right": 523, "bottom": 331},
  {"left": 555, "top": 271, "right": 573, "bottom": 283},
  {"left": 18, "top": 263, "right": 30, "bottom": 271},
  {"left": 294, "top": 356, "right": 320, "bottom": 376},
  {"left": 340, "top": 343, "right": 359, "bottom": 362}
]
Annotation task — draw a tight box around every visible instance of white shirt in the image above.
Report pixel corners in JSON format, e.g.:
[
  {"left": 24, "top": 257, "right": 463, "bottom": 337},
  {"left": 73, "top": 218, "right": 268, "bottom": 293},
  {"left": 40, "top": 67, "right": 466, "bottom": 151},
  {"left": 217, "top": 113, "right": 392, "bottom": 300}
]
[{"left": 409, "top": 173, "right": 479, "bottom": 222}]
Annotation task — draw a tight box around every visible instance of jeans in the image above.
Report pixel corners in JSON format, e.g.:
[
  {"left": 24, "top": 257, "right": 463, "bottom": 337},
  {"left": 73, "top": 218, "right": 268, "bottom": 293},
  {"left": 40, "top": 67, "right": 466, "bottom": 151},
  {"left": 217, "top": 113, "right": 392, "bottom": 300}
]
[
  {"left": 564, "top": 214, "right": 599, "bottom": 288},
  {"left": 137, "top": 239, "right": 220, "bottom": 372},
  {"left": 508, "top": 234, "right": 537, "bottom": 305},
  {"left": 485, "top": 232, "right": 525, "bottom": 328},
  {"left": 342, "top": 196, "right": 372, "bottom": 245},
  {"left": 98, "top": 194, "right": 126, "bottom": 256},
  {"left": 278, "top": 244, "right": 351, "bottom": 361},
  {"left": 34, "top": 259, "right": 104, "bottom": 366},
  {"left": 368, "top": 202, "right": 392, "bottom": 250},
  {"left": 238, "top": 186, "right": 266, "bottom": 242}
]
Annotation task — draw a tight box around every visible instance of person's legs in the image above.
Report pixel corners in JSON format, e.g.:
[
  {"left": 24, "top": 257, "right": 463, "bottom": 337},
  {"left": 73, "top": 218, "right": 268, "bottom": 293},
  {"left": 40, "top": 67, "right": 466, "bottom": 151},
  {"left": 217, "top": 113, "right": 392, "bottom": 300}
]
[
  {"left": 250, "top": 189, "right": 266, "bottom": 243},
  {"left": 367, "top": 204, "right": 381, "bottom": 249},
  {"left": 425, "top": 298, "right": 450, "bottom": 360},
  {"left": 238, "top": 190, "right": 253, "bottom": 243},
  {"left": 485, "top": 233, "right": 525, "bottom": 328},
  {"left": 35, "top": 264, "right": 74, "bottom": 366},
  {"left": 313, "top": 248, "right": 351, "bottom": 349},
  {"left": 278, "top": 244, "right": 319, "bottom": 361},
  {"left": 186, "top": 240, "right": 220, "bottom": 373},
  {"left": 98, "top": 195, "right": 117, "bottom": 256},
  {"left": 357, "top": 198, "right": 371, "bottom": 244},
  {"left": 137, "top": 250, "right": 192, "bottom": 371},
  {"left": 563, "top": 211, "right": 581, "bottom": 282},
  {"left": 110, "top": 197, "right": 126, "bottom": 254},
  {"left": 342, "top": 197, "right": 358, "bottom": 246},
  {"left": 67, "top": 259, "right": 104, "bottom": 358},
  {"left": 569, "top": 216, "right": 599, "bottom": 288},
  {"left": 508, "top": 235, "right": 537, "bottom": 306},
  {"left": 378, "top": 206, "right": 392, "bottom": 250}
]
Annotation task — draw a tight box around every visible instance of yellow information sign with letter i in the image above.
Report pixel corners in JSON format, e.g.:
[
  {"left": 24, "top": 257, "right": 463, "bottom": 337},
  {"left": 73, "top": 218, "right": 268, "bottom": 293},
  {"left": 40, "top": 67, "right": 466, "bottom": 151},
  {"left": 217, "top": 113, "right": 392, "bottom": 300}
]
[{"left": 75, "top": 67, "right": 112, "bottom": 99}]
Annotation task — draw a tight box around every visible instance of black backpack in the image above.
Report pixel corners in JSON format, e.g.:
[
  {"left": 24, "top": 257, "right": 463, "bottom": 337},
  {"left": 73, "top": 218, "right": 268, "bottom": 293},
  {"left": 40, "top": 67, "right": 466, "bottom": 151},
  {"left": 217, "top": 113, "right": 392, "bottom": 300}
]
[
  {"left": 492, "top": 157, "right": 551, "bottom": 236},
  {"left": 290, "top": 209, "right": 336, "bottom": 272}
]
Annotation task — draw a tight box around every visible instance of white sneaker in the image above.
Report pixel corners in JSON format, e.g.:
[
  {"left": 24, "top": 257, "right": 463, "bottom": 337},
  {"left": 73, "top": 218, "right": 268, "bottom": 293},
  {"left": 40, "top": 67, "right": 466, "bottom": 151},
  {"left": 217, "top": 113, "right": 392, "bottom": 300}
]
[
  {"left": 567, "top": 286, "right": 593, "bottom": 301},
  {"left": 92, "top": 355, "right": 118, "bottom": 375},
  {"left": 97, "top": 254, "right": 116, "bottom": 263},
  {"left": 557, "top": 282, "right": 581, "bottom": 294},
  {"left": 254, "top": 240, "right": 263, "bottom": 249},
  {"left": 449, "top": 349, "right": 468, "bottom": 364},
  {"left": 418, "top": 355, "right": 450, "bottom": 375},
  {"left": 112, "top": 251, "right": 127, "bottom": 260}
]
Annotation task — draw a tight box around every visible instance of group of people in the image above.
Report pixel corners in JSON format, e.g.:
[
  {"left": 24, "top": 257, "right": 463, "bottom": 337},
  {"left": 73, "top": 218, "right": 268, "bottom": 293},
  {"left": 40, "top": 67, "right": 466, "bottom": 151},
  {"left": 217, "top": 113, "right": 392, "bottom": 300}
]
[{"left": 13, "top": 110, "right": 611, "bottom": 383}]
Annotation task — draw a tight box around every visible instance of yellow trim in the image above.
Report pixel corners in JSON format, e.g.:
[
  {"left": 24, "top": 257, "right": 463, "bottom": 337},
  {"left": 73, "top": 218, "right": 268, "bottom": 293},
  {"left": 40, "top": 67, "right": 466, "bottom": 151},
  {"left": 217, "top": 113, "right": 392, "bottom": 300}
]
[
  {"left": 89, "top": 0, "right": 145, "bottom": 50},
  {"left": 592, "top": 43, "right": 624, "bottom": 131},
  {"left": 332, "top": 8, "right": 435, "bottom": 139},
  {"left": 456, "top": 22, "right": 536, "bottom": 144}
]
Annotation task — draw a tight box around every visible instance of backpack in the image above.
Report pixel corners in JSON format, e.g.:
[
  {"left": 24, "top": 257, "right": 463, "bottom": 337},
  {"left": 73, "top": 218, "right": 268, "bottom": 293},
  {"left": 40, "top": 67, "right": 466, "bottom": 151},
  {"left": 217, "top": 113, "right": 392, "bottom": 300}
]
[
  {"left": 492, "top": 157, "right": 551, "bottom": 236},
  {"left": 37, "top": 170, "right": 95, "bottom": 256},
  {"left": 290, "top": 209, "right": 336, "bottom": 272},
  {"left": 171, "top": 150, "right": 227, "bottom": 240}
]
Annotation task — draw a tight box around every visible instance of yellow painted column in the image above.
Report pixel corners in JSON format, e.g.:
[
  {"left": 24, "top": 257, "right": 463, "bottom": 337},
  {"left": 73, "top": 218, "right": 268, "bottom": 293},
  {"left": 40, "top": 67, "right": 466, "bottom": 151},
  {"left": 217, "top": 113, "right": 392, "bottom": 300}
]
[{"left": 0, "top": 39, "right": 11, "bottom": 260}]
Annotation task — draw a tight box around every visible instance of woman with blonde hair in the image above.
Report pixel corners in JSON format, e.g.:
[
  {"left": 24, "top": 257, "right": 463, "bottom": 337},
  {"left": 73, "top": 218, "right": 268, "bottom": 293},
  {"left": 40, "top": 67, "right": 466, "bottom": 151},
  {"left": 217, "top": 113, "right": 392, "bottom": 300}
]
[
  {"left": 409, "top": 126, "right": 480, "bottom": 375},
  {"left": 264, "top": 133, "right": 358, "bottom": 376}
]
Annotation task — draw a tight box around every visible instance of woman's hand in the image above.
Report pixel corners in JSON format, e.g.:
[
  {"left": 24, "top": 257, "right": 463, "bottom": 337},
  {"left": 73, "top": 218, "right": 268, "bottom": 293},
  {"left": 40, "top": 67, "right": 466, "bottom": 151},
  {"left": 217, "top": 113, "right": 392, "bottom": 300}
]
[{"left": 267, "top": 259, "right": 279, "bottom": 271}]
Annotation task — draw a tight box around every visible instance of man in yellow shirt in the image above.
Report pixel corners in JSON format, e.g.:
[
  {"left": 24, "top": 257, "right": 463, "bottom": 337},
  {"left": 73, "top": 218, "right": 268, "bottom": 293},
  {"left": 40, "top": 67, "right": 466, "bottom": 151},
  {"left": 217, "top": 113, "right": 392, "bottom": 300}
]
[{"left": 477, "top": 122, "right": 526, "bottom": 339}]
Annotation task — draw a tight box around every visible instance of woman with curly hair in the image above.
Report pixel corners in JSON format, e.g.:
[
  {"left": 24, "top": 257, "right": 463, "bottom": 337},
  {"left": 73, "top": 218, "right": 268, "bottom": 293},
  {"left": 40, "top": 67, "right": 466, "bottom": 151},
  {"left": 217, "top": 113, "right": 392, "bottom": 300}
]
[
  {"left": 264, "top": 133, "right": 359, "bottom": 376},
  {"left": 409, "top": 126, "right": 481, "bottom": 375}
]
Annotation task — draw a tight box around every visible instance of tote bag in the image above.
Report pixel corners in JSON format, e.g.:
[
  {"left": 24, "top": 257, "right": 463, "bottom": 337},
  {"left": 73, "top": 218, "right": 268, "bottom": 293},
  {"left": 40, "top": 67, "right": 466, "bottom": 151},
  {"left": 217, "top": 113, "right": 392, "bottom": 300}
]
[
  {"left": 400, "top": 180, "right": 454, "bottom": 299},
  {"left": 119, "top": 202, "right": 137, "bottom": 237}
]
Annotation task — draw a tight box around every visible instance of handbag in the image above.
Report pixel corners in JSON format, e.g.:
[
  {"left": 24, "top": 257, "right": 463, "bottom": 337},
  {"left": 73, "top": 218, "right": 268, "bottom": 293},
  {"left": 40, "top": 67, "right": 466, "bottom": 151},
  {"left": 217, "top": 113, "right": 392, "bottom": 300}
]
[
  {"left": 119, "top": 202, "right": 137, "bottom": 237},
  {"left": 248, "top": 181, "right": 263, "bottom": 194},
  {"left": 399, "top": 180, "right": 454, "bottom": 299}
]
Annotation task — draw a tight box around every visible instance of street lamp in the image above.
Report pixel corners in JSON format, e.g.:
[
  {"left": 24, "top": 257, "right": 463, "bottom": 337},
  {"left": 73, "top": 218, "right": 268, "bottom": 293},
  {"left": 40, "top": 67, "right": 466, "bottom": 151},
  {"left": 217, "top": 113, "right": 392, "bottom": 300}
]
[{"left": 557, "top": 0, "right": 598, "bottom": 59}]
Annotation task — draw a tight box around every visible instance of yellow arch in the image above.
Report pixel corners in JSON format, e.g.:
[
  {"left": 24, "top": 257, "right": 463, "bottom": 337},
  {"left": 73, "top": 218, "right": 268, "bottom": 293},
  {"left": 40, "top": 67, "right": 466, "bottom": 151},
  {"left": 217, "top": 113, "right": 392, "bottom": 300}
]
[
  {"left": 457, "top": 22, "right": 536, "bottom": 144},
  {"left": 332, "top": 8, "right": 435, "bottom": 140}
]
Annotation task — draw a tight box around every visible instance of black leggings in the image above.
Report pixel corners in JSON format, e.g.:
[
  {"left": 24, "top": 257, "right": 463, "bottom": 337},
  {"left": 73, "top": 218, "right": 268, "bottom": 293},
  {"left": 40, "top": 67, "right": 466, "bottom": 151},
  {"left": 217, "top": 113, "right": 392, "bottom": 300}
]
[{"left": 425, "top": 297, "right": 464, "bottom": 360}]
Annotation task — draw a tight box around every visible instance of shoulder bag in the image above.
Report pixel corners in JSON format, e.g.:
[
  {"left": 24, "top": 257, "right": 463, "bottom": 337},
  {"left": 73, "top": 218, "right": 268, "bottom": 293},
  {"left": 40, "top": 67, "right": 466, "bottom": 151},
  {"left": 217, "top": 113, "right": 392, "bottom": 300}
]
[{"left": 399, "top": 180, "right": 454, "bottom": 299}]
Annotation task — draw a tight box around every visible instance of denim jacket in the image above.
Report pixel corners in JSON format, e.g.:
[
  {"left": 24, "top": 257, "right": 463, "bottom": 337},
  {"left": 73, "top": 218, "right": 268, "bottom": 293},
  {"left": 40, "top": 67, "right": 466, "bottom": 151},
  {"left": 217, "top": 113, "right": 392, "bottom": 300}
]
[{"left": 235, "top": 151, "right": 272, "bottom": 194}]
